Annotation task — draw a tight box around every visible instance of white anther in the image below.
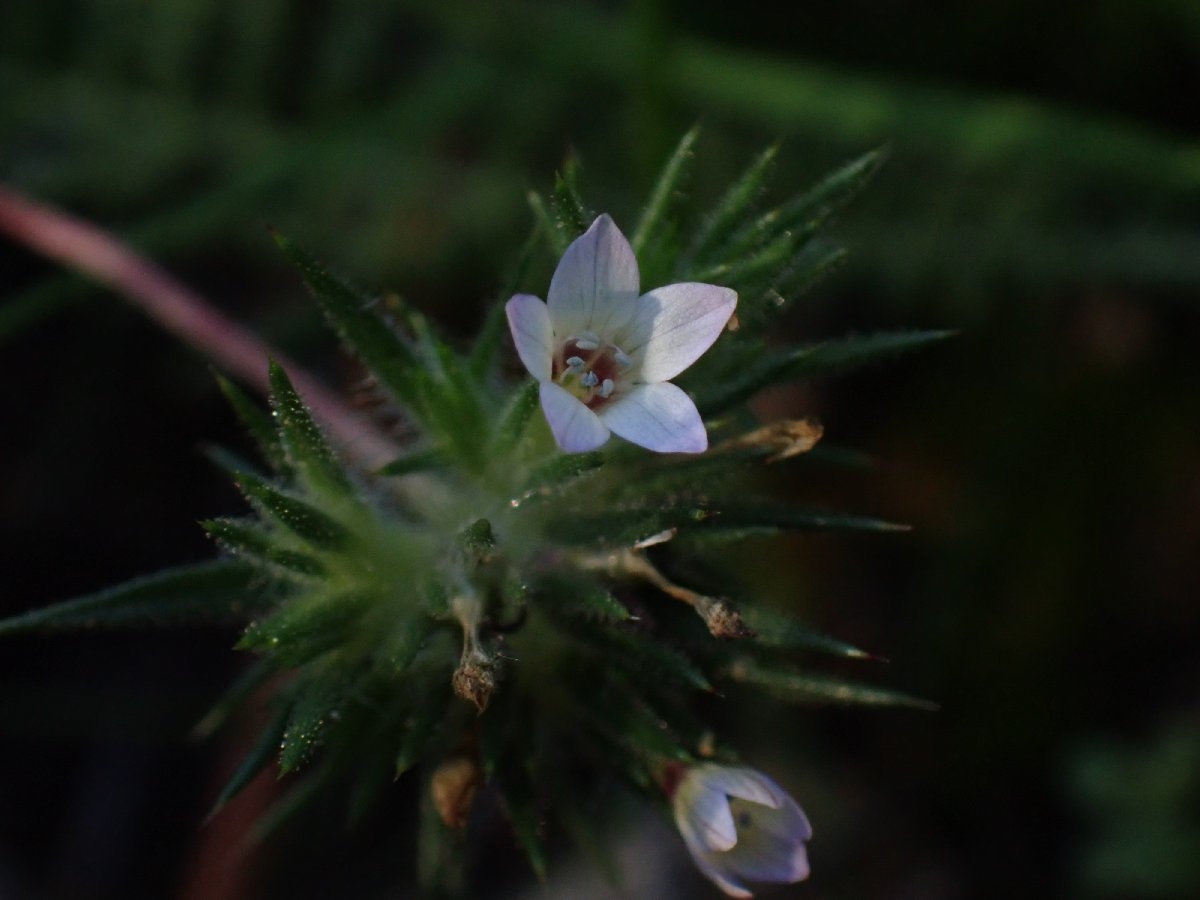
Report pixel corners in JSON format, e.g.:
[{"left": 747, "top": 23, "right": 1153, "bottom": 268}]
[
  {"left": 599, "top": 378, "right": 615, "bottom": 398},
  {"left": 565, "top": 356, "right": 585, "bottom": 369},
  {"left": 580, "top": 371, "right": 599, "bottom": 387},
  {"left": 613, "top": 347, "right": 633, "bottom": 368},
  {"left": 573, "top": 332, "right": 601, "bottom": 350}
]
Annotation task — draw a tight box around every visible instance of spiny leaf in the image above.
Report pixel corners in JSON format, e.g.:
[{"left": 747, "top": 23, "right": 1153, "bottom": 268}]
[
  {"left": 527, "top": 190, "right": 566, "bottom": 256},
  {"left": 586, "top": 626, "right": 712, "bottom": 693},
  {"left": 550, "top": 155, "right": 591, "bottom": 242},
  {"left": 492, "top": 379, "right": 540, "bottom": 457},
  {"left": 700, "top": 329, "right": 955, "bottom": 416},
  {"left": 776, "top": 145, "right": 889, "bottom": 234},
  {"left": 690, "top": 505, "right": 910, "bottom": 538},
  {"left": 272, "top": 231, "right": 421, "bottom": 411},
  {"left": 542, "top": 503, "right": 710, "bottom": 548},
  {"left": 203, "top": 518, "right": 326, "bottom": 578},
  {"left": 739, "top": 607, "right": 875, "bottom": 659},
  {"left": 238, "top": 591, "right": 371, "bottom": 667},
  {"left": 234, "top": 472, "right": 351, "bottom": 550},
  {"left": 267, "top": 361, "right": 351, "bottom": 493},
  {"left": 535, "top": 575, "right": 631, "bottom": 622},
  {"left": 470, "top": 222, "right": 543, "bottom": 380},
  {"left": 207, "top": 703, "right": 290, "bottom": 819},
  {"left": 215, "top": 373, "right": 290, "bottom": 476},
  {"left": 729, "top": 659, "right": 938, "bottom": 710},
  {"left": 0, "top": 561, "right": 266, "bottom": 635},
  {"left": 520, "top": 449, "right": 606, "bottom": 494},
  {"left": 193, "top": 657, "right": 278, "bottom": 739},
  {"left": 685, "top": 143, "right": 778, "bottom": 271},
  {"left": 278, "top": 673, "right": 348, "bottom": 773},
  {"left": 632, "top": 125, "right": 700, "bottom": 257},
  {"left": 494, "top": 764, "right": 548, "bottom": 881},
  {"left": 376, "top": 448, "right": 444, "bottom": 477}
]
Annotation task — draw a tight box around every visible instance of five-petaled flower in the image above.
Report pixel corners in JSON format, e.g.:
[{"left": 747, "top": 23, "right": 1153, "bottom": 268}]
[
  {"left": 670, "top": 763, "right": 812, "bottom": 898},
  {"left": 506, "top": 214, "right": 736, "bottom": 453}
]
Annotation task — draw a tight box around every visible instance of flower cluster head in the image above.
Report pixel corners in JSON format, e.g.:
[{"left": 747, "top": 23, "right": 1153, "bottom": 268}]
[
  {"left": 506, "top": 214, "right": 736, "bottom": 453},
  {"left": 671, "top": 763, "right": 813, "bottom": 898}
]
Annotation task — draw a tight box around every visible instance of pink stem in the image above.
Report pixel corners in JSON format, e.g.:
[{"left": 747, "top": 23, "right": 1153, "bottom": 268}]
[{"left": 0, "top": 184, "right": 399, "bottom": 470}]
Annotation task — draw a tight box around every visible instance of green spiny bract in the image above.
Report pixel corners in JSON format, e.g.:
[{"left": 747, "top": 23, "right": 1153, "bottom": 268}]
[{"left": 0, "top": 132, "right": 948, "bottom": 886}]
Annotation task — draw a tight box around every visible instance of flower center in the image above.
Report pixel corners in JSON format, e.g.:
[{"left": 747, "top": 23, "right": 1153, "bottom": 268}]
[{"left": 552, "top": 332, "right": 632, "bottom": 409}]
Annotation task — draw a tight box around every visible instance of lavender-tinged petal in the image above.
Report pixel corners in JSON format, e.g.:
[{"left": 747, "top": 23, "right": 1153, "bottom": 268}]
[
  {"left": 701, "top": 765, "right": 786, "bottom": 810},
  {"left": 598, "top": 382, "right": 707, "bottom": 454},
  {"left": 690, "top": 853, "right": 755, "bottom": 899},
  {"left": 538, "top": 382, "right": 610, "bottom": 452},
  {"left": 547, "top": 214, "right": 640, "bottom": 339},
  {"left": 623, "top": 282, "right": 736, "bottom": 382},
  {"left": 505, "top": 294, "right": 554, "bottom": 381},
  {"left": 675, "top": 783, "right": 739, "bottom": 853},
  {"left": 723, "top": 800, "right": 812, "bottom": 884}
]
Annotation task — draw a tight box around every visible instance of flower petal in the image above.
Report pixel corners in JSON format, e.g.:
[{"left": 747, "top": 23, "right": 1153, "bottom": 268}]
[
  {"left": 623, "top": 282, "right": 736, "bottom": 383},
  {"left": 689, "top": 853, "right": 755, "bottom": 899},
  {"left": 724, "top": 798, "right": 812, "bottom": 884},
  {"left": 598, "top": 382, "right": 707, "bottom": 453},
  {"left": 702, "top": 766, "right": 787, "bottom": 810},
  {"left": 675, "top": 783, "right": 739, "bottom": 853},
  {"left": 538, "top": 382, "right": 610, "bottom": 452},
  {"left": 505, "top": 294, "right": 554, "bottom": 381},
  {"left": 547, "top": 214, "right": 640, "bottom": 340}
]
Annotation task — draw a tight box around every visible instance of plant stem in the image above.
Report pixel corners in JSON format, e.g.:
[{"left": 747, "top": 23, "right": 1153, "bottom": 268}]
[{"left": 0, "top": 184, "right": 399, "bottom": 469}]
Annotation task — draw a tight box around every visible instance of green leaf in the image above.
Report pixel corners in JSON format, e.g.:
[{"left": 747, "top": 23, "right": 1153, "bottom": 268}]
[
  {"left": 203, "top": 518, "right": 326, "bottom": 578},
  {"left": 520, "top": 448, "right": 606, "bottom": 494},
  {"left": 776, "top": 145, "right": 889, "bottom": 234},
  {"left": 193, "top": 657, "right": 278, "bottom": 739},
  {"left": 234, "top": 471, "right": 351, "bottom": 550},
  {"left": 278, "top": 673, "right": 347, "bottom": 773},
  {"left": 550, "top": 155, "right": 591, "bottom": 242},
  {"left": 491, "top": 379, "right": 540, "bottom": 457},
  {"left": 267, "top": 361, "right": 352, "bottom": 493},
  {"left": 207, "top": 703, "right": 290, "bottom": 819},
  {"left": 215, "top": 373, "right": 290, "bottom": 476},
  {"left": 238, "top": 590, "right": 370, "bottom": 667},
  {"left": 527, "top": 190, "right": 566, "bottom": 256},
  {"left": 739, "top": 606, "right": 875, "bottom": 659},
  {"left": 730, "top": 660, "right": 938, "bottom": 710},
  {"left": 699, "top": 329, "right": 955, "bottom": 415},
  {"left": 0, "top": 561, "right": 266, "bottom": 635},
  {"left": 534, "top": 575, "right": 631, "bottom": 622},
  {"left": 631, "top": 125, "right": 700, "bottom": 257},
  {"left": 272, "top": 232, "right": 421, "bottom": 410},
  {"left": 541, "top": 502, "right": 710, "bottom": 548},
  {"left": 495, "top": 764, "right": 548, "bottom": 881},
  {"left": 394, "top": 698, "right": 450, "bottom": 778},
  {"left": 584, "top": 625, "right": 712, "bottom": 693},
  {"left": 685, "top": 143, "right": 778, "bottom": 271},
  {"left": 376, "top": 448, "right": 444, "bottom": 477},
  {"left": 691, "top": 505, "right": 910, "bottom": 539}
]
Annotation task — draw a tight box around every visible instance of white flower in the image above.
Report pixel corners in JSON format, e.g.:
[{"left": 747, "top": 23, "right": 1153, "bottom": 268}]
[
  {"left": 506, "top": 214, "right": 736, "bottom": 453},
  {"left": 672, "top": 763, "right": 813, "bottom": 898}
]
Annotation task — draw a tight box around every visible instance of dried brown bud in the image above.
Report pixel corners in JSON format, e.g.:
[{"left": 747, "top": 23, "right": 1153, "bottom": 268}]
[
  {"left": 452, "top": 658, "right": 495, "bottom": 713},
  {"left": 718, "top": 418, "right": 824, "bottom": 463},
  {"left": 431, "top": 755, "right": 482, "bottom": 828},
  {"left": 695, "top": 596, "right": 755, "bottom": 640}
]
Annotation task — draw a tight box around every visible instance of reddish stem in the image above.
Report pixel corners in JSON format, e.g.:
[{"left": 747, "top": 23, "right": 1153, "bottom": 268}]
[{"left": 0, "top": 184, "right": 399, "bottom": 470}]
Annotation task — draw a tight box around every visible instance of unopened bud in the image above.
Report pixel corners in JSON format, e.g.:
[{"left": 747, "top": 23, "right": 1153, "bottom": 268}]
[{"left": 432, "top": 754, "right": 482, "bottom": 828}]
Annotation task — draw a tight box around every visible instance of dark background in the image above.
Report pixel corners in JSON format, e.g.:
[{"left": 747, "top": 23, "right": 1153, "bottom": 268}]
[{"left": 2, "top": 1, "right": 1199, "bottom": 898}]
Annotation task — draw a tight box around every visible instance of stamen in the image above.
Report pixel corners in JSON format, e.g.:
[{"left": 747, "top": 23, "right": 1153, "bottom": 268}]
[
  {"left": 580, "top": 371, "right": 599, "bottom": 387},
  {"left": 565, "top": 356, "right": 585, "bottom": 370},
  {"left": 599, "top": 378, "right": 615, "bottom": 398},
  {"left": 574, "top": 332, "right": 601, "bottom": 350},
  {"left": 613, "top": 347, "right": 633, "bottom": 369}
]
